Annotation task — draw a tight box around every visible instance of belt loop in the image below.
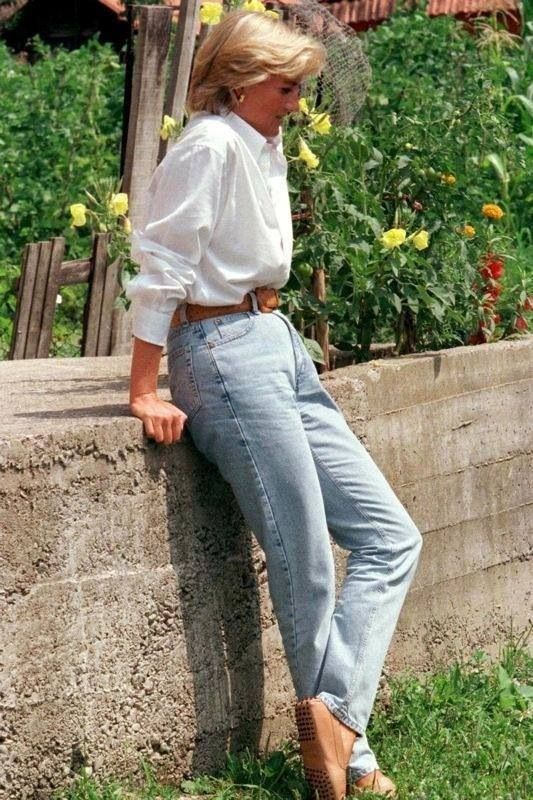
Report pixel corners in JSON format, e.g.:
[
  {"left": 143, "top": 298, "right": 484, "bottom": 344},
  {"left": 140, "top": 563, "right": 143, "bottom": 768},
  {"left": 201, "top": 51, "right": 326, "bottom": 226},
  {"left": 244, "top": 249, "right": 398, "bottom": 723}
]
[
  {"left": 177, "top": 304, "right": 189, "bottom": 325},
  {"left": 249, "top": 291, "right": 259, "bottom": 313}
]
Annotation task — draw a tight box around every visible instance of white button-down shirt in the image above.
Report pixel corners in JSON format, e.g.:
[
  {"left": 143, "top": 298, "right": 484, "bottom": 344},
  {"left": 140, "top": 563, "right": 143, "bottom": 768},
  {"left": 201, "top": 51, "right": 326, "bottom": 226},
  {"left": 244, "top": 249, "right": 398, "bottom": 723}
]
[{"left": 127, "top": 111, "right": 293, "bottom": 346}]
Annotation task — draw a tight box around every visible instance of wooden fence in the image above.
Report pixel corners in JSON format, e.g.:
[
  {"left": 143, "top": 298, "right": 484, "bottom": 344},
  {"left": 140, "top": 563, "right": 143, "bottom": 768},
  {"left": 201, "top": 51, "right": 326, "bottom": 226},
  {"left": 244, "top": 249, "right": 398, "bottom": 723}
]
[{"left": 10, "top": 234, "right": 120, "bottom": 359}]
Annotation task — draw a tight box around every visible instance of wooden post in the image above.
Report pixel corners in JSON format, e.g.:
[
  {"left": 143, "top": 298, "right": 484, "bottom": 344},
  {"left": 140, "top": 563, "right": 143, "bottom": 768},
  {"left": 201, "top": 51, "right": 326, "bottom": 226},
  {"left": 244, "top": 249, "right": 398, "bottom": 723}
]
[
  {"left": 312, "top": 268, "right": 330, "bottom": 372},
  {"left": 36, "top": 237, "right": 64, "bottom": 358},
  {"left": 158, "top": 0, "right": 202, "bottom": 164},
  {"left": 113, "top": 5, "right": 173, "bottom": 355},
  {"left": 301, "top": 187, "right": 330, "bottom": 371},
  {"left": 122, "top": 5, "right": 173, "bottom": 228},
  {"left": 9, "top": 243, "right": 40, "bottom": 359},
  {"left": 83, "top": 233, "right": 110, "bottom": 357}
]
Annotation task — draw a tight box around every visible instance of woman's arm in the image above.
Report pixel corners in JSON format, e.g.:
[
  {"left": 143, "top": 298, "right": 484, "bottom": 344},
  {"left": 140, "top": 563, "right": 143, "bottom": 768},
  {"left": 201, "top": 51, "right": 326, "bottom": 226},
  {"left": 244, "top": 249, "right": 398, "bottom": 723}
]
[{"left": 129, "top": 336, "right": 187, "bottom": 445}]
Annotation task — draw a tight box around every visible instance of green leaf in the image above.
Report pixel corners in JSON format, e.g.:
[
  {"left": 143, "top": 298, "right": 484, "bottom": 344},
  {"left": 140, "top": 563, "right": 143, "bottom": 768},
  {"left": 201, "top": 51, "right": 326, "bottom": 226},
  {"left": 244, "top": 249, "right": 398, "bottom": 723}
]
[
  {"left": 517, "top": 684, "right": 533, "bottom": 700},
  {"left": 505, "top": 66, "right": 520, "bottom": 88},
  {"left": 499, "top": 688, "right": 517, "bottom": 710},
  {"left": 484, "top": 153, "right": 509, "bottom": 183},
  {"left": 392, "top": 293, "right": 402, "bottom": 313},
  {"left": 180, "top": 777, "right": 217, "bottom": 794},
  {"left": 302, "top": 336, "right": 326, "bottom": 365},
  {"left": 498, "top": 665, "right": 513, "bottom": 691},
  {"left": 514, "top": 94, "right": 533, "bottom": 117}
]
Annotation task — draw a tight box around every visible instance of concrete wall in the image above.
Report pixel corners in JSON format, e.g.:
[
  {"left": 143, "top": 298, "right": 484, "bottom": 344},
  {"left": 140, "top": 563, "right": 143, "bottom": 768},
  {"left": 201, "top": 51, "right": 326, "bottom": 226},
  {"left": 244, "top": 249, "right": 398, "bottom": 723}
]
[{"left": 0, "top": 337, "right": 531, "bottom": 799}]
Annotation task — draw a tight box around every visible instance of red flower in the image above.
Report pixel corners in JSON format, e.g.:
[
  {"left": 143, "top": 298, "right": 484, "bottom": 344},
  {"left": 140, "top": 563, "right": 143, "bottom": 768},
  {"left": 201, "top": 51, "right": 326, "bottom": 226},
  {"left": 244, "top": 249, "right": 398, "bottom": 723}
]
[
  {"left": 524, "top": 296, "right": 533, "bottom": 312},
  {"left": 480, "top": 254, "right": 505, "bottom": 281},
  {"left": 468, "top": 329, "right": 487, "bottom": 345},
  {"left": 515, "top": 316, "right": 528, "bottom": 331},
  {"left": 482, "top": 284, "right": 502, "bottom": 307}
]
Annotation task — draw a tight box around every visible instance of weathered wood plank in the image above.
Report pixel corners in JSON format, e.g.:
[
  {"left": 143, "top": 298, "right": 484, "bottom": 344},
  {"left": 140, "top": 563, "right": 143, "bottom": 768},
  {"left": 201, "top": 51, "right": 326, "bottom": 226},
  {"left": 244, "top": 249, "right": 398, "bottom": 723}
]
[
  {"left": 37, "top": 237, "right": 65, "bottom": 358},
  {"left": 122, "top": 6, "right": 173, "bottom": 229},
  {"left": 116, "top": 6, "right": 173, "bottom": 356},
  {"left": 96, "top": 257, "right": 121, "bottom": 356},
  {"left": 9, "top": 243, "right": 40, "bottom": 359},
  {"left": 83, "top": 234, "right": 109, "bottom": 357},
  {"left": 60, "top": 259, "right": 92, "bottom": 285},
  {"left": 25, "top": 240, "right": 53, "bottom": 359},
  {"left": 158, "top": 0, "right": 202, "bottom": 163},
  {"left": 313, "top": 268, "right": 330, "bottom": 372}
]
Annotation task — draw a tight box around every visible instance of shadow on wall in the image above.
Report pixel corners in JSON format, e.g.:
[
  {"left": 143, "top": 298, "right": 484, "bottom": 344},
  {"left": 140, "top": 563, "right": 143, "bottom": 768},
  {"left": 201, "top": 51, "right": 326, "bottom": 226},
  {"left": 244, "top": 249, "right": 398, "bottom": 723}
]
[{"left": 144, "top": 439, "right": 265, "bottom": 775}]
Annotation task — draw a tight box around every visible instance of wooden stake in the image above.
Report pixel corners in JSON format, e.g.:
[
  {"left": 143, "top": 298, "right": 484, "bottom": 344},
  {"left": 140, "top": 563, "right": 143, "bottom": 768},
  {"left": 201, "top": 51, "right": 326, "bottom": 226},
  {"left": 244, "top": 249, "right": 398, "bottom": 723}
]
[
  {"left": 312, "top": 267, "right": 330, "bottom": 372},
  {"left": 158, "top": 0, "right": 202, "bottom": 164},
  {"left": 114, "top": 5, "right": 173, "bottom": 355}
]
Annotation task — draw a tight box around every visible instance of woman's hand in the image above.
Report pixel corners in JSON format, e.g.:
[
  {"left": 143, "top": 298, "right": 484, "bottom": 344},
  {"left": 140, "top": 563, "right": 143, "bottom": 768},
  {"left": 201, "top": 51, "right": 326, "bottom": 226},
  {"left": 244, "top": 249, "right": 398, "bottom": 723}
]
[{"left": 130, "top": 392, "right": 187, "bottom": 445}]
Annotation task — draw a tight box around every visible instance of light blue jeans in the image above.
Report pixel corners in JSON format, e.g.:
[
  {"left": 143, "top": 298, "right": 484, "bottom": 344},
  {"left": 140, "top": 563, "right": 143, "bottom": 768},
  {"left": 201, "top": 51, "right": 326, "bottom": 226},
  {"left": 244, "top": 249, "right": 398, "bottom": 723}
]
[{"left": 167, "top": 305, "right": 422, "bottom": 779}]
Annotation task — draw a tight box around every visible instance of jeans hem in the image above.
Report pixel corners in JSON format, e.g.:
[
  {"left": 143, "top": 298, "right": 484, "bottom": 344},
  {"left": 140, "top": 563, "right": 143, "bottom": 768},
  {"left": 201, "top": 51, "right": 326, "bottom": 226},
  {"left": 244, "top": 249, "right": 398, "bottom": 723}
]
[
  {"left": 348, "top": 767, "right": 382, "bottom": 781},
  {"left": 317, "top": 693, "right": 365, "bottom": 738}
]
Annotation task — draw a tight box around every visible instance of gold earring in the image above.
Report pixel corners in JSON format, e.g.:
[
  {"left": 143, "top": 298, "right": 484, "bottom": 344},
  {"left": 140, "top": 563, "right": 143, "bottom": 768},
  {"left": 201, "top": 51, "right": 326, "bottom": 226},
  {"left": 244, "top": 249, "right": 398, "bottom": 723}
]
[{"left": 238, "top": 93, "right": 245, "bottom": 104}]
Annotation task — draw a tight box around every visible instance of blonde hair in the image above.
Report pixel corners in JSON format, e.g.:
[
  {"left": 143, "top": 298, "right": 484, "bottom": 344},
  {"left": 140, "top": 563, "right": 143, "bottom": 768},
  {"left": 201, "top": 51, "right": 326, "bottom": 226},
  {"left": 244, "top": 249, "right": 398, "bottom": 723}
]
[{"left": 187, "top": 11, "right": 326, "bottom": 115}]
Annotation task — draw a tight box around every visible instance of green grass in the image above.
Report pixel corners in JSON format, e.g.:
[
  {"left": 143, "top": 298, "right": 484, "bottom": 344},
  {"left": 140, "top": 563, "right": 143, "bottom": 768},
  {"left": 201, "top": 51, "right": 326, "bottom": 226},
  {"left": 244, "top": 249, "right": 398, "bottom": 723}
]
[{"left": 54, "top": 639, "right": 532, "bottom": 800}]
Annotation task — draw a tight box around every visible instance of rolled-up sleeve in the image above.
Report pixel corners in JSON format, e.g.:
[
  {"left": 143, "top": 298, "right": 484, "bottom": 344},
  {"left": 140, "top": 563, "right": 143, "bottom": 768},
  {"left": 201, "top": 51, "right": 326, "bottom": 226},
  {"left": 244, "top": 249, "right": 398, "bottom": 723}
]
[{"left": 126, "top": 144, "right": 224, "bottom": 345}]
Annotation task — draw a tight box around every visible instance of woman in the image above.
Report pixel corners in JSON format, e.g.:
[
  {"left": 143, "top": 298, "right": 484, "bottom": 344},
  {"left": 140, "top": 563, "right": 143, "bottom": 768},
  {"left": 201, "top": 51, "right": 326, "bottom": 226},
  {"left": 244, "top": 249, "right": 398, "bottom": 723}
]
[{"left": 127, "top": 10, "right": 422, "bottom": 799}]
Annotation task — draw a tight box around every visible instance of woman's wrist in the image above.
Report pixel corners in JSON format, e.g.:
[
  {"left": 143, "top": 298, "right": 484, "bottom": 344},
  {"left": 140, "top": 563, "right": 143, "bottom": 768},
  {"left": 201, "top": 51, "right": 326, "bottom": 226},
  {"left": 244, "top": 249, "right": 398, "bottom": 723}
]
[{"left": 130, "top": 337, "right": 164, "bottom": 403}]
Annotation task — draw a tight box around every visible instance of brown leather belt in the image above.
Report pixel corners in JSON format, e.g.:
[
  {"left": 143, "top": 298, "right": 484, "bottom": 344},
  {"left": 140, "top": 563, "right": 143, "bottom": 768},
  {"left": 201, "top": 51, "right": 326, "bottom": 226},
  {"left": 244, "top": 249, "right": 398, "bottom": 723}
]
[{"left": 170, "top": 286, "right": 280, "bottom": 328}]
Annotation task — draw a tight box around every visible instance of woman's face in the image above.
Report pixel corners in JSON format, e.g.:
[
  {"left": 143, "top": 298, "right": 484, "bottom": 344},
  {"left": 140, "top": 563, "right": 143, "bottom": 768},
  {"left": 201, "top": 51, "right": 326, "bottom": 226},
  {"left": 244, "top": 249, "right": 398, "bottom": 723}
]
[{"left": 234, "top": 75, "right": 301, "bottom": 138}]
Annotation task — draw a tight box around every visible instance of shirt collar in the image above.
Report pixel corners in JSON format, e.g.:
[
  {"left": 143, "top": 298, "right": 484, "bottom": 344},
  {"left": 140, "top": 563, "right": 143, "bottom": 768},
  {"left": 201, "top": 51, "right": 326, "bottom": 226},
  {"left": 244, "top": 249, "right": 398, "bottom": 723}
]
[{"left": 224, "top": 111, "right": 282, "bottom": 162}]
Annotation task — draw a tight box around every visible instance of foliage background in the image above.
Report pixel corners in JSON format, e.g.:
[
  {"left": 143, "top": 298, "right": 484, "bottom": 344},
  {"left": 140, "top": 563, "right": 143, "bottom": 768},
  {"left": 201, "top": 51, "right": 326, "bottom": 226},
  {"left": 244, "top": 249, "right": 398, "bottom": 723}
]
[
  {"left": 0, "top": 38, "right": 124, "bottom": 356},
  {"left": 286, "top": 10, "right": 532, "bottom": 358},
  {"left": 0, "top": 7, "right": 531, "bottom": 358}
]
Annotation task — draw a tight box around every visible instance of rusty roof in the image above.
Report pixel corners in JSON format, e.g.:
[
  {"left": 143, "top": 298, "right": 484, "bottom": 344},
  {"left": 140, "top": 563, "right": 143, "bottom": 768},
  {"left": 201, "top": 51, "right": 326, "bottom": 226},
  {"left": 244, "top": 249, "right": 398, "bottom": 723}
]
[
  {"left": 0, "top": 0, "right": 29, "bottom": 24},
  {"left": 322, "top": 0, "right": 396, "bottom": 26},
  {"left": 427, "top": 0, "right": 518, "bottom": 14},
  {"left": 0, "top": 0, "right": 521, "bottom": 32}
]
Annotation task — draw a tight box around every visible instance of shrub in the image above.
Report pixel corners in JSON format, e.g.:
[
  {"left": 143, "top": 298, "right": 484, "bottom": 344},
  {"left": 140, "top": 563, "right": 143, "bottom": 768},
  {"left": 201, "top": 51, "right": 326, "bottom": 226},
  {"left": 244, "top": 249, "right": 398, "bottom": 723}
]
[
  {"left": 0, "top": 38, "right": 124, "bottom": 356},
  {"left": 285, "top": 12, "right": 532, "bottom": 358}
]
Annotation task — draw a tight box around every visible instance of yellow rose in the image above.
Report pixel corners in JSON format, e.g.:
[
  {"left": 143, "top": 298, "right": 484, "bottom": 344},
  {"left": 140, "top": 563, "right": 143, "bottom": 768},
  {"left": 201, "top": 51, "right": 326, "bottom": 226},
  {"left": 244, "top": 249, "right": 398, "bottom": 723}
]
[
  {"left": 298, "top": 138, "right": 319, "bottom": 169},
  {"left": 123, "top": 218, "right": 132, "bottom": 235},
  {"left": 381, "top": 228, "right": 406, "bottom": 249},
  {"left": 265, "top": 9, "right": 280, "bottom": 18},
  {"left": 160, "top": 114, "right": 179, "bottom": 141},
  {"left": 309, "top": 112, "right": 332, "bottom": 135},
  {"left": 70, "top": 203, "right": 87, "bottom": 227},
  {"left": 482, "top": 203, "right": 505, "bottom": 220},
  {"left": 299, "top": 98, "right": 310, "bottom": 115},
  {"left": 440, "top": 173, "right": 456, "bottom": 185},
  {"left": 199, "top": 2, "right": 223, "bottom": 25},
  {"left": 411, "top": 230, "right": 430, "bottom": 250},
  {"left": 462, "top": 225, "right": 476, "bottom": 238},
  {"left": 242, "top": 0, "right": 266, "bottom": 11},
  {"left": 108, "top": 193, "right": 129, "bottom": 216}
]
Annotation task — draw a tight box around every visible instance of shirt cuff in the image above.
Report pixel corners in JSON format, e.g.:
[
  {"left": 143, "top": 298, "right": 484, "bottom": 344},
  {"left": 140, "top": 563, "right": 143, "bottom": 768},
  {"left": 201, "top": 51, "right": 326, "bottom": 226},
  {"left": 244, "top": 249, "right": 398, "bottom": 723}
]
[{"left": 131, "top": 301, "right": 175, "bottom": 347}]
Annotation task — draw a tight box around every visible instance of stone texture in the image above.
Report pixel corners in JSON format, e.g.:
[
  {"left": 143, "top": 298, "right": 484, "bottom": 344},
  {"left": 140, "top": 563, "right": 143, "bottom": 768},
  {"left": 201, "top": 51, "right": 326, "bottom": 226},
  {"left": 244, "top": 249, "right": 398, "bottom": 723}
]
[{"left": 0, "top": 337, "right": 531, "bottom": 798}]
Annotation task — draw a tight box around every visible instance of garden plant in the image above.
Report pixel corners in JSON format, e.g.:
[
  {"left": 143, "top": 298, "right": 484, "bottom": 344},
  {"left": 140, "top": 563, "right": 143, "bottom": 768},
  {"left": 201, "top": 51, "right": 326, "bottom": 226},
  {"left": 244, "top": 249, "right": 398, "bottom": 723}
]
[
  {"left": 282, "top": 9, "right": 533, "bottom": 359},
  {"left": 0, "top": 37, "right": 123, "bottom": 356},
  {"left": 0, "top": 6, "right": 531, "bottom": 359}
]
